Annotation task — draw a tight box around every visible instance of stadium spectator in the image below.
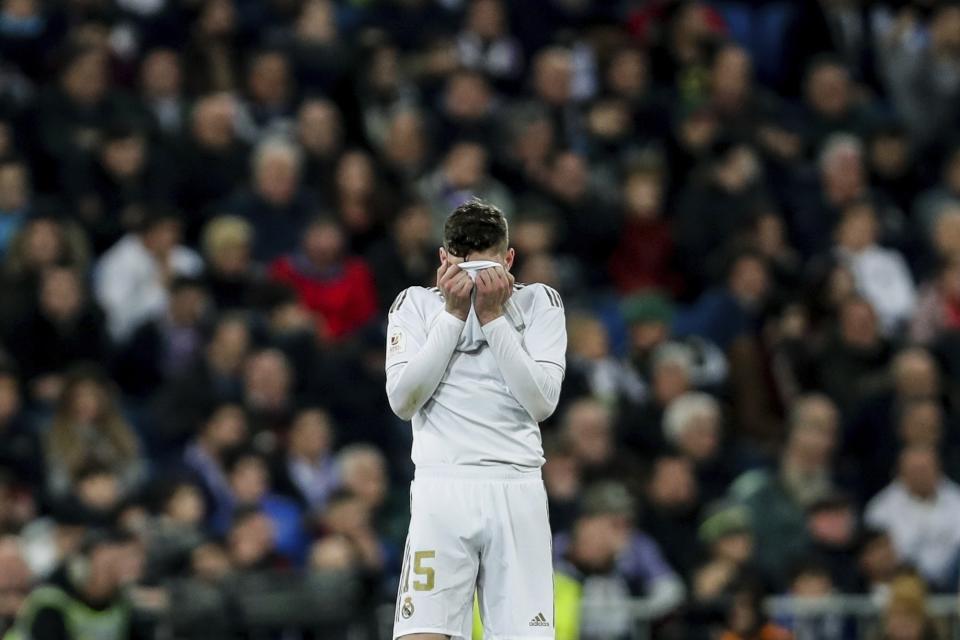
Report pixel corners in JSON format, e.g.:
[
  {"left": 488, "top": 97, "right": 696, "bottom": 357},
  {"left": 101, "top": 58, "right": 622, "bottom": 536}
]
[
  {"left": 200, "top": 216, "right": 257, "bottom": 310},
  {"left": 692, "top": 501, "right": 756, "bottom": 605},
  {"left": 94, "top": 209, "right": 203, "bottom": 343},
  {"left": 43, "top": 367, "right": 144, "bottom": 500},
  {"left": 0, "top": 159, "right": 31, "bottom": 259},
  {"left": 865, "top": 445, "right": 960, "bottom": 589},
  {"left": 222, "top": 137, "right": 317, "bottom": 262},
  {"left": 268, "top": 217, "right": 377, "bottom": 342},
  {"left": 274, "top": 407, "right": 337, "bottom": 512},
  {"left": 183, "top": 404, "right": 248, "bottom": 528}
]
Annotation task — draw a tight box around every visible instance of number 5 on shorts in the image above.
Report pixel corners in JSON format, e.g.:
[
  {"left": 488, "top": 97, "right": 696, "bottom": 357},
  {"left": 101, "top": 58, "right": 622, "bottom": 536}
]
[{"left": 413, "top": 550, "right": 435, "bottom": 591}]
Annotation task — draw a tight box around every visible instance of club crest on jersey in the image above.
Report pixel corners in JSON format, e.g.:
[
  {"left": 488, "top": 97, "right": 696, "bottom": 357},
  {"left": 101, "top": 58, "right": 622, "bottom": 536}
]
[
  {"left": 389, "top": 329, "right": 406, "bottom": 356},
  {"left": 401, "top": 597, "right": 414, "bottom": 619}
]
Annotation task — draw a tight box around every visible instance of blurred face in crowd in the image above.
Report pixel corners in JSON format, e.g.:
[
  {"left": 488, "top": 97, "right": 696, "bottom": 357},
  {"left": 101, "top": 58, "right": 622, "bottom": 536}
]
[
  {"left": 230, "top": 456, "right": 269, "bottom": 504},
  {"left": 199, "top": 0, "right": 235, "bottom": 37},
  {"left": 309, "top": 536, "right": 355, "bottom": 571},
  {"left": 836, "top": 203, "right": 878, "bottom": 252},
  {"left": 569, "top": 514, "right": 619, "bottom": 571},
  {"left": 518, "top": 253, "right": 560, "bottom": 288},
  {"left": 653, "top": 357, "right": 691, "bottom": 406},
  {"left": 303, "top": 220, "right": 344, "bottom": 267},
  {"left": 648, "top": 456, "right": 698, "bottom": 511},
  {"left": 511, "top": 217, "right": 553, "bottom": 255},
  {"left": 335, "top": 150, "right": 375, "bottom": 199},
  {"left": 444, "top": 142, "right": 487, "bottom": 189},
  {"left": 67, "top": 378, "right": 107, "bottom": 424},
  {"left": 207, "top": 319, "right": 250, "bottom": 374},
  {"left": 289, "top": 409, "right": 332, "bottom": 461},
  {"left": 871, "top": 132, "right": 910, "bottom": 179},
  {"left": 938, "top": 260, "right": 960, "bottom": 299},
  {"left": 563, "top": 400, "right": 612, "bottom": 466},
  {"left": 899, "top": 447, "right": 940, "bottom": 499},
  {"left": 248, "top": 51, "right": 290, "bottom": 107},
  {"left": 102, "top": 134, "right": 146, "bottom": 179},
  {"left": 40, "top": 268, "right": 83, "bottom": 323},
  {"left": 677, "top": 409, "right": 721, "bottom": 463},
  {"left": 0, "top": 374, "right": 19, "bottom": 425},
  {"left": 550, "top": 152, "right": 589, "bottom": 203},
  {"left": 714, "top": 531, "right": 753, "bottom": 564},
  {"left": 839, "top": 297, "right": 880, "bottom": 349},
  {"left": 141, "top": 219, "right": 181, "bottom": 259},
  {"left": 623, "top": 170, "right": 663, "bottom": 220},
  {"left": 140, "top": 49, "right": 181, "bottom": 99},
  {"left": 892, "top": 349, "right": 940, "bottom": 400},
  {"left": 445, "top": 72, "right": 492, "bottom": 121},
  {"left": 754, "top": 212, "right": 788, "bottom": 258},
  {"left": 808, "top": 504, "right": 856, "bottom": 548},
  {"left": 254, "top": 146, "right": 300, "bottom": 206},
  {"left": 0, "top": 162, "right": 28, "bottom": 212},
  {"left": 933, "top": 208, "right": 960, "bottom": 258},
  {"left": 62, "top": 49, "right": 108, "bottom": 106},
  {"left": 711, "top": 44, "right": 752, "bottom": 108},
  {"left": 76, "top": 470, "right": 121, "bottom": 512},
  {"left": 568, "top": 315, "right": 609, "bottom": 361},
  {"left": 513, "top": 115, "right": 554, "bottom": 166},
  {"left": 229, "top": 511, "right": 275, "bottom": 568},
  {"left": 788, "top": 396, "right": 838, "bottom": 469},
  {"left": 728, "top": 254, "right": 769, "bottom": 308},
  {"left": 534, "top": 49, "right": 573, "bottom": 106},
  {"left": 192, "top": 542, "right": 231, "bottom": 582},
  {"left": 297, "top": 99, "right": 341, "bottom": 157},
  {"left": 859, "top": 533, "right": 898, "bottom": 584},
  {"left": 244, "top": 350, "right": 292, "bottom": 411},
  {"left": 166, "top": 484, "right": 205, "bottom": 526},
  {"left": 885, "top": 603, "right": 927, "bottom": 640},
  {"left": 193, "top": 94, "right": 236, "bottom": 149},
  {"left": 791, "top": 570, "right": 833, "bottom": 598},
  {"left": 806, "top": 62, "right": 851, "bottom": 119},
  {"left": 341, "top": 449, "right": 387, "bottom": 511},
  {"left": 606, "top": 47, "right": 648, "bottom": 99},
  {"left": 384, "top": 110, "right": 427, "bottom": 169},
  {"left": 0, "top": 536, "right": 30, "bottom": 620},
  {"left": 822, "top": 141, "right": 866, "bottom": 206},
  {"left": 296, "top": 0, "right": 337, "bottom": 44},
  {"left": 466, "top": 0, "right": 505, "bottom": 39},
  {"left": 543, "top": 448, "right": 579, "bottom": 501},
  {"left": 202, "top": 404, "right": 247, "bottom": 452},
  {"left": 898, "top": 401, "right": 942, "bottom": 447},
  {"left": 587, "top": 98, "right": 631, "bottom": 144},
  {"left": 368, "top": 45, "right": 400, "bottom": 94},
  {"left": 169, "top": 283, "right": 208, "bottom": 326},
  {"left": 714, "top": 145, "right": 760, "bottom": 193},
  {"left": 324, "top": 495, "right": 371, "bottom": 537},
  {"left": 394, "top": 201, "right": 432, "bottom": 248},
  {"left": 931, "top": 5, "right": 960, "bottom": 55}
]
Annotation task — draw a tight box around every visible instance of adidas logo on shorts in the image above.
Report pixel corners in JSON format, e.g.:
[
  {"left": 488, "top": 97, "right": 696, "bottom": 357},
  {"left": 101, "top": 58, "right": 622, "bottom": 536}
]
[{"left": 529, "top": 612, "right": 550, "bottom": 627}]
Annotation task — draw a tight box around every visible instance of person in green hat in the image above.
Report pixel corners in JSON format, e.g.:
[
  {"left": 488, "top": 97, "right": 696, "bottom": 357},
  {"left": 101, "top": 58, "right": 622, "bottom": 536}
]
[{"left": 691, "top": 501, "right": 757, "bottom": 606}]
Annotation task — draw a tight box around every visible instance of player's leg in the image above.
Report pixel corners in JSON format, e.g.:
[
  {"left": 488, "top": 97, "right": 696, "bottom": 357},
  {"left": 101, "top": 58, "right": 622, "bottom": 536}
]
[
  {"left": 393, "top": 475, "right": 482, "bottom": 640},
  {"left": 477, "top": 477, "right": 555, "bottom": 639}
]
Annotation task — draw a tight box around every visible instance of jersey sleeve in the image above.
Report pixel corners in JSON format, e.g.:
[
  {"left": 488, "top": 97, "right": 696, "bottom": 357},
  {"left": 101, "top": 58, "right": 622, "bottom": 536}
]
[
  {"left": 523, "top": 285, "right": 567, "bottom": 374},
  {"left": 384, "top": 287, "right": 465, "bottom": 421},
  {"left": 385, "top": 288, "right": 426, "bottom": 369}
]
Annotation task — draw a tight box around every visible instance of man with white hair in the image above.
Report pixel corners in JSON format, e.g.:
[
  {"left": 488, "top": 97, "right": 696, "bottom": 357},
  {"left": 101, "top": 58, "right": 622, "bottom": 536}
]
[
  {"left": 220, "top": 136, "right": 318, "bottom": 260},
  {"left": 662, "top": 391, "right": 722, "bottom": 464}
]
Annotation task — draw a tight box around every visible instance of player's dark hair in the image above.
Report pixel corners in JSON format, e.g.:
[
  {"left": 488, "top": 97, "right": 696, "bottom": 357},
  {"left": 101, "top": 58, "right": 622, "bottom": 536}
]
[{"left": 443, "top": 199, "right": 508, "bottom": 257}]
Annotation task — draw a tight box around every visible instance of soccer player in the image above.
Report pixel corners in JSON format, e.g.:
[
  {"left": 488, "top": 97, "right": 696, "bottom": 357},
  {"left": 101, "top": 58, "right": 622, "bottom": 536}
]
[{"left": 386, "top": 200, "right": 566, "bottom": 639}]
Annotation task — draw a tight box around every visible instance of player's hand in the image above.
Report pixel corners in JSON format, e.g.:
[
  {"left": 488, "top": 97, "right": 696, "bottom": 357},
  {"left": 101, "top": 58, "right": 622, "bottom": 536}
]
[
  {"left": 475, "top": 265, "right": 514, "bottom": 325},
  {"left": 438, "top": 261, "right": 473, "bottom": 321}
]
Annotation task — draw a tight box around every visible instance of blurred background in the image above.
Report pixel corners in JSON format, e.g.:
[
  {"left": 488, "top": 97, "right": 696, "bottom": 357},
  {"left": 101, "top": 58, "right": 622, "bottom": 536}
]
[{"left": 2, "top": 0, "right": 960, "bottom": 638}]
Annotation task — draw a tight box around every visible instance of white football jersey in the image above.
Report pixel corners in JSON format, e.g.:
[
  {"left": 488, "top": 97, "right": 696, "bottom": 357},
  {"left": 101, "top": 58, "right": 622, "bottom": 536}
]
[{"left": 385, "top": 283, "right": 567, "bottom": 469}]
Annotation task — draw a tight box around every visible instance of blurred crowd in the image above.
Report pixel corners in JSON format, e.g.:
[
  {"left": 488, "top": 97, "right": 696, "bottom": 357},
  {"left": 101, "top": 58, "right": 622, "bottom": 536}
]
[{"left": 3, "top": 0, "right": 960, "bottom": 638}]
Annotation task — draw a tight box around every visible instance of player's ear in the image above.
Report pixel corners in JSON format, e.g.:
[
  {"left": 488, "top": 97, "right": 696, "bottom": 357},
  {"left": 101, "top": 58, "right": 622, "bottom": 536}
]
[
  {"left": 504, "top": 248, "right": 515, "bottom": 271},
  {"left": 439, "top": 247, "right": 448, "bottom": 264}
]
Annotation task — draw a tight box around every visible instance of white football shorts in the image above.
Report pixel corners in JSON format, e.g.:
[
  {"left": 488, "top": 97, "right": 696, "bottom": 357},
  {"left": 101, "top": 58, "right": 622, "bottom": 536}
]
[{"left": 393, "top": 465, "right": 555, "bottom": 640}]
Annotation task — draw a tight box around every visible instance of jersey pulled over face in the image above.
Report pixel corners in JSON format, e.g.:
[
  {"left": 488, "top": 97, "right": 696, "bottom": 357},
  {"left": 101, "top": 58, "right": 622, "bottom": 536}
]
[{"left": 386, "top": 282, "right": 566, "bottom": 469}]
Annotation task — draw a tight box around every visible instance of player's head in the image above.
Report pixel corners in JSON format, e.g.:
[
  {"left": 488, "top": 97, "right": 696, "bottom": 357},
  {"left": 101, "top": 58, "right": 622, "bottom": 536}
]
[{"left": 440, "top": 199, "right": 514, "bottom": 268}]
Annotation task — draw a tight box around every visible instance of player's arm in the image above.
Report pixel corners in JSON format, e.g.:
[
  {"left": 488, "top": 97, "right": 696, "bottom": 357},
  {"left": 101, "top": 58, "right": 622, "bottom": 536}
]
[
  {"left": 384, "top": 264, "right": 473, "bottom": 421},
  {"left": 477, "top": 272, "right": 566, "bottom": 422}
]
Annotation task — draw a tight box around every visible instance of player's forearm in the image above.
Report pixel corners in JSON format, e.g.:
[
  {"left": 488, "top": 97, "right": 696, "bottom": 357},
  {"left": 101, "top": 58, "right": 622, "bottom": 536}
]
[
  {"left": 481, "top": 316, "right": 563, "bottom": 422},
  {"left": 386, "top": 311, "right": 465, "bottom": 420}
]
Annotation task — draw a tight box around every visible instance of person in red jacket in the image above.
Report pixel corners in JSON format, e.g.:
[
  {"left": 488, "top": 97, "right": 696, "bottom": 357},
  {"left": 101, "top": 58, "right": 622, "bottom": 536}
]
[
  {"left": 608, "top": 156, "right": 682, "bottom": 295},
  {"left": 268, "top": 217, "right": 377, "bottom": 342}
]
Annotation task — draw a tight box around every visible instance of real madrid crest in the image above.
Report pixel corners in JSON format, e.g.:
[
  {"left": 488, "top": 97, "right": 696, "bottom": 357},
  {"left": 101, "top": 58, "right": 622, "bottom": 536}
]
[{"left": 401, "top": 597, "right": 415, "bottom": 619}]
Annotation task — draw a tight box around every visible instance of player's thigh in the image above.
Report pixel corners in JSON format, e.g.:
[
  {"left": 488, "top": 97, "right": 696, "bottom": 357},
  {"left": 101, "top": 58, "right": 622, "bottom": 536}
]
[
  {"left": 477, "top": 480, "right": 555, "bottom": 639},
  {"left": 394, "top": 478, "right": 480, "bottom": 639}
]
